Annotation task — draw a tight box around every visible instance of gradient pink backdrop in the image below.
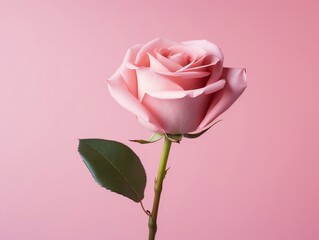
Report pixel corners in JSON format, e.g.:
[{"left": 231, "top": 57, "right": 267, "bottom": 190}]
[{"left": 1, "top": 0, "right": 318, "bottom": 239}]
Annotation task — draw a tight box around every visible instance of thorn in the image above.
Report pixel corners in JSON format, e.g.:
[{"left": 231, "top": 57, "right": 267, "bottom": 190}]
[{"left": 164, "top": 167, "right": 171, "bottom": 177}]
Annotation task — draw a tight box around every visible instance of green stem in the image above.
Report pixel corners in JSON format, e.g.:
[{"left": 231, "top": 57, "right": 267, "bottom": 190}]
[{"left": 148, "top": 136, "right": 172, "bottom": 240}]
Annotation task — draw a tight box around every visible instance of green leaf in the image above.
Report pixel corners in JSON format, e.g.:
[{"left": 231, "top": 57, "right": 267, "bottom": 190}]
[
  {"left": 130, "top": 132, "right": 163, "bottom": 144},
  {"left": 183, "top": 120, "right": 222, "bottom": 139},
  {"left": 78, "top": 139, "right": 146, "bottom": 202}
]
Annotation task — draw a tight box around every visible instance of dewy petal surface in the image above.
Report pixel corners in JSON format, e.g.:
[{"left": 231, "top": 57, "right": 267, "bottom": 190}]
[{"left": 198, "top": 67, "right": 247, "bottom": 129}]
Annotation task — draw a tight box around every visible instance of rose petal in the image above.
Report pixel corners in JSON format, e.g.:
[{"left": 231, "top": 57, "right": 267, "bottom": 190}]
[
  {"left": 117, "top": 44, "right": 142, "bottom": 97},
  {"left": 184, "top": 55, "right": 220, "bottom": 72},
  {"left": 107, "top": 72, "right": 163, "bottom": 132},
  {"left": 203, "top": 59, "right": 224, "bottom": 86},
  {"left": 155, "top": 52, "right": 182, "bottom": 72},
  {"left": 138, "top": 67, "right": 211, "bottom": 91},
  {"left": 168, "top": 44, "right": 206, "bottom": 62},
  {"left": 148, "top": 53, "right": 170, "bottom": 72},
  {"left": 166, "top": 52, "right": 188, "bottom": 66},
  {"left": 198, "top": 68, "right": 247, "bottom": 129},
  {"left": 178, "top": 55, "right": 206, "bottom": 71},
  {"left": 123, "top": 44, "right": 143, "bottom": 65},
  {"left": 137, "top": 117, "right": 164, "bottom": 133},
  {"left": 141, "top": 93, "right": 212, "bottom": 134},
  {"left": 135, "top": 38, "right": 178, "bottom": 67},
  {"left": 157, "top": 70, "right": 210, "bottom": 79},
  {"left": 140, "top": 79, "right": 226, "bottom": 134},
  {"left": 136, "top": 68, "right": 183, "bottom": 100},
  {"left": 182, "top": 40, "right": 224, "bottom": 61},
  {"left": 146, "top": 79, "right": 225, "bottom": 99}
]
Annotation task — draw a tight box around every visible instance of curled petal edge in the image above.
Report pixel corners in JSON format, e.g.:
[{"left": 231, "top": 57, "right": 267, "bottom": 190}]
[
  {"left": 144, "top": 79, "right": 226, "bottom": 100},
  {"left": 182, "top": 40, "right": 224, "bottom": 62},
  {"left": 106, "top": 77, "right": 164, "bottom": 133},
  {"left": 198, "top": 67, "right": 247, "bottom": 130}
]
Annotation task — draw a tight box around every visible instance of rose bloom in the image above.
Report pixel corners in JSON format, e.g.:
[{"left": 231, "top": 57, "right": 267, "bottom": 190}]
[{"left": 107, "top": 38, "right": 246, "bottom": 134}]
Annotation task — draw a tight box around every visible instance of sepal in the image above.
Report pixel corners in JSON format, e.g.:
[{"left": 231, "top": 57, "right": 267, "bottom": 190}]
[
  {"left": 166, "top": 134, "right": 183, "bottom": 143},
  {"left": 130, "top": 132, "right": 164, "bottom": 144},
  {"left": 184, "top": 120, "right": 222, "bottom": 139}
]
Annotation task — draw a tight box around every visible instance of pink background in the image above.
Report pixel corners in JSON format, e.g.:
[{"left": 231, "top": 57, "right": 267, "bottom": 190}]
[{"left": 1, "top": 0, "right": 318, "bottom": 239}]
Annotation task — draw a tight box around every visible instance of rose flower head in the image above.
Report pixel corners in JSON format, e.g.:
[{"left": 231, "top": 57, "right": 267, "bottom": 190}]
[{"left": 107, "top": 38, "right": 246, "bottom": 135}]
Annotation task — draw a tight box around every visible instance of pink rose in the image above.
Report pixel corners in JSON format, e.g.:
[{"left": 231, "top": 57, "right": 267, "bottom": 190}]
[{"left": 107, "top": 38, "right": 246, "bottom": 134}]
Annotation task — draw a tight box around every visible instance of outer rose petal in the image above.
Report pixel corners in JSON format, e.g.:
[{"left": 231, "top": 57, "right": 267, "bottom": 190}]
[
  {"left": 137, "top": 67, "right": 209, "bottom": 93},
  {"left": 196, "top": 68, "right": 247, "bottom": 131},
  {"left": 140, "top": 80, "right": 226, "bottom": 134},
  {"left": 107, "top": 71, "right": 163, "bottom": 133},
  {"left": 142, "top": 94, "right": 211, "bottom": 134},
  {"left": 118, "top": 44, "right": 142, "bottom": 97},
  {"left": 204, "top": 59, "right": 224, "bottom": 86}
]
